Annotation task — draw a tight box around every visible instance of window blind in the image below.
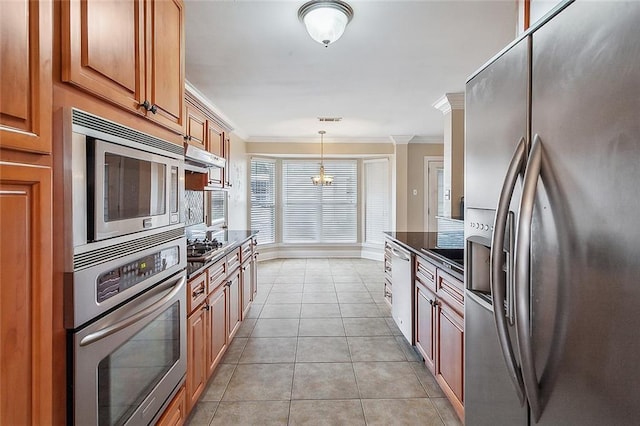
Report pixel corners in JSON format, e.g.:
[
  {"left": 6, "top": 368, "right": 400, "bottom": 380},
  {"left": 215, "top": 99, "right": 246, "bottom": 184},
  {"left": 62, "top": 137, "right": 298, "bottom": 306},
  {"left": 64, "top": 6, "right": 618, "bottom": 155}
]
[
  {"left": 250, "top": 158, "right": 276, "bottom": 244},
  {"left": 364, "top": 159, "right": 390, "bottom": 245},
  {"left": 282, "top": 160, "right": 357, "bottom": 243}
]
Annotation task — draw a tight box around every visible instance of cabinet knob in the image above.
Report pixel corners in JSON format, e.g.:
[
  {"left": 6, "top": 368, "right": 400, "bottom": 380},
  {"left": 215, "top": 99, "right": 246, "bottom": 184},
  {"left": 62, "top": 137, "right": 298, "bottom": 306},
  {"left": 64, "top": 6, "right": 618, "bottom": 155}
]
[
  {"left": 225, "top": 281, "right": 232, "bottom": 287},
  {"left": 202, "top": 304, "right": 210, "bottom": 311},
  {"left": 150, "top": 104, "right": 158, "bottom": 114},
  {"left": 140, "top": 100, "right": 151, "bottom": 111}
]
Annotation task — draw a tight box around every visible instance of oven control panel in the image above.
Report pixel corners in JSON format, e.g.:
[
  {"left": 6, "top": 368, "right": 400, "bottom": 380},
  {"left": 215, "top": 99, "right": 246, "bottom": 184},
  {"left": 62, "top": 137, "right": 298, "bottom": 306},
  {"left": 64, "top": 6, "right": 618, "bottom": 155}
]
[{"left": 96, "top": 246, "right": 180, "bottom": 303}]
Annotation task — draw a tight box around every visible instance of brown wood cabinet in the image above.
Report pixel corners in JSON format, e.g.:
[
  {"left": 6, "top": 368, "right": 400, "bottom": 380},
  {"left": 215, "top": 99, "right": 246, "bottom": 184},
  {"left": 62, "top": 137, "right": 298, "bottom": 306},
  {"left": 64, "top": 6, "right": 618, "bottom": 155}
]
[
  {"left": 414, "top": 255, "right": 464, "bottom": 422},
  {"left": 222, "top": 133, "right": 232, "bottom": 187},
  {"left": 0, "top": 0, "right": 52, "bottom": 154},
  {"left": 0, "top": 162, "right": 53, "bottom": 425},
  {"left": 415, "top": 282, "right": 437, "bottom": 373},
  {"left": 156, "top": 386, "right": 186, "bottom": 426},
  {"left": 183, "top": 89, "right": 228, "bottom": 188},
  {"left": 185, "top": 103, "right": 207, "bottom": 150},
  {"left": 227, "top": 268, "right": 242, "bottom": 340},
  {"left": 61, "top": 0, "right": 184, "bottom": 134},
  {"left": 435, "top": 269, "right": 465, "bottom": 421},
  {"left": 186, "top": 290, "right": 208, "bottom": 412},
  {"left": 179, "top": 241, "right": 254, "bottom": 420},
  {"left": 206, "top": 285, "right": 228, "bottom": 378}
]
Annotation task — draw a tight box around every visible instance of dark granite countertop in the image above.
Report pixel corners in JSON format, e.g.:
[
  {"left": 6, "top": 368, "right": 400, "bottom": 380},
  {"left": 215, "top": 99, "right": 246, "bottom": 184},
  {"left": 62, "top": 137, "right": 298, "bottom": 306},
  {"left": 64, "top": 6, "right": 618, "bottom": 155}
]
[
  {"left": 384, "top": 231, "right": 464, "bottom": 280},
  {"left": 187, "top": 230, "right": 257, "bottom": 279}
]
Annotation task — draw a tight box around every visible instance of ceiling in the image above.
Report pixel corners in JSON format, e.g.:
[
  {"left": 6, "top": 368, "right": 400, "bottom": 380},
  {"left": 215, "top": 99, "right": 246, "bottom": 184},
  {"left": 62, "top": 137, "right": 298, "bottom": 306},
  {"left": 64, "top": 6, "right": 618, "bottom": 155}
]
[{"left": 184, "top": 1, "right": 518, "bottom": 143}]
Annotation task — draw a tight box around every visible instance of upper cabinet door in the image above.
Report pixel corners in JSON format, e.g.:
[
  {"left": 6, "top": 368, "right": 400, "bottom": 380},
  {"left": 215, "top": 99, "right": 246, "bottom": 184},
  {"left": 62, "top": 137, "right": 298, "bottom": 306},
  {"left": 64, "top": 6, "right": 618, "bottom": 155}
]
[
  {"left": 62, "top": 0, "right": 146, "bottom": 114},
  {"left": 0, "top": 0, "right": 52, "bottom": 153},
  {"left": 145, "top": 0, "right": 184, "bottom": 134}
]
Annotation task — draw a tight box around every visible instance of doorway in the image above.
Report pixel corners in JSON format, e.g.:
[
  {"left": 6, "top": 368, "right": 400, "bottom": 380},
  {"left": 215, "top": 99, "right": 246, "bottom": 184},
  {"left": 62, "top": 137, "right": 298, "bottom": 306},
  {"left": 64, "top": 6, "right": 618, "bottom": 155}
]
[{"left": 424, "top": 157, "right": 444, "bottom": 232}]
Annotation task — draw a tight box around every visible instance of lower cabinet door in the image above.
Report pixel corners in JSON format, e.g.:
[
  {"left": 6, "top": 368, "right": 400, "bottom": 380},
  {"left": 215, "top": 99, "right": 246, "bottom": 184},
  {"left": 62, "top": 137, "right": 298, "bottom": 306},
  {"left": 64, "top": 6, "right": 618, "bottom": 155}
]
[
  {"left": 241, "top": 261, "right": 251, "bottom": 318},
  {"left": 227, "top": 269, "right": 241, "bottom": 340},
  {"left": 415, "top": 283, "right": 436, "bottom": 373},
  {"left": 0, "top": 163, "right": 53, "bottom": 425},
  {"left": 156, "top": 386, "right": 186, "bottom": 426},
  {"left": 186, "top": 305, "right": 207, "bottom": 412},
  {"left": 207, "top": 287, "right": 227, "bottom": 378},
  {"left": 436, "top": 299, "right": 465, "bottom": 419}
]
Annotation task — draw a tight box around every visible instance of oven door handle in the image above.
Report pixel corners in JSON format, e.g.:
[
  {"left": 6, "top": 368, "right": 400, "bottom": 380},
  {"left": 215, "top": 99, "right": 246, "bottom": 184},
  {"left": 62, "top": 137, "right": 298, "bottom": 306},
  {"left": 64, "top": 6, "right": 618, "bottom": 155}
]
[
  {"left": 80, "top": 275, "right": 186, "bottom": 347},
  {"left": 491, "top": 136, "right": 527, "bottom": 405}
]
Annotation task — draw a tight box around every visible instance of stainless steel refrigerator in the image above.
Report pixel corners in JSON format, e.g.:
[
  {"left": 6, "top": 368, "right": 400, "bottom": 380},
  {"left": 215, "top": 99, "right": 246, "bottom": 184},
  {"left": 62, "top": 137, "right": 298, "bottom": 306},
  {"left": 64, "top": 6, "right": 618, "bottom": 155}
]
[{"left": 464, "top": 1, "right": 640, "bottom": 424}]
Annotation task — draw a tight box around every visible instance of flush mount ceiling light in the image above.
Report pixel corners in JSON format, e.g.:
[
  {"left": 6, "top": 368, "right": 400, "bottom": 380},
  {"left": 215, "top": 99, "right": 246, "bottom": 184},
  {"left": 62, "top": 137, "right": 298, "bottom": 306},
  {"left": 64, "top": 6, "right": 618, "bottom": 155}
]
[
  {"left": 298, "top": 0, "right": 354, "bottom": 47},
  {"left": 311, "top": 130, "right": 334, "bottom": 186}
]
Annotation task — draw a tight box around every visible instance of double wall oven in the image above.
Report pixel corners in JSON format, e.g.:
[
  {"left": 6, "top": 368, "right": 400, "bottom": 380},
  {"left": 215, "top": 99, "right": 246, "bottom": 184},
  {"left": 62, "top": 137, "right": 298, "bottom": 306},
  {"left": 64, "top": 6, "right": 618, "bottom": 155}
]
[{"left": 63, "top": 109, "right": 187, "bottom": 425}]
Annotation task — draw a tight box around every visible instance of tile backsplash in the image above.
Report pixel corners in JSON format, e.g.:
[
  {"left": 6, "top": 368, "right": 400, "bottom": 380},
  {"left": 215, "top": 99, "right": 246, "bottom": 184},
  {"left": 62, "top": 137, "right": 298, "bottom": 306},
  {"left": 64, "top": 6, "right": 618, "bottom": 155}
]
[{"left": 185, "top": 190, "right": 204, "bottom": 226}]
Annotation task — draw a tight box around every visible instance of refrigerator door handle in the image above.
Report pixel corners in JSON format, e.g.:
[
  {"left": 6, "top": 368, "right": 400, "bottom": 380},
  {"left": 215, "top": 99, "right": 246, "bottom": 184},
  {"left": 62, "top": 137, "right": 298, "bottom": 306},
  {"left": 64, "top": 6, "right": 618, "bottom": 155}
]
[
  {"left": 491, "top": 136, "right": 527, "bottom": 405},
  {"left": 515, "top": 134, "right": 544, "bottom": 421}
]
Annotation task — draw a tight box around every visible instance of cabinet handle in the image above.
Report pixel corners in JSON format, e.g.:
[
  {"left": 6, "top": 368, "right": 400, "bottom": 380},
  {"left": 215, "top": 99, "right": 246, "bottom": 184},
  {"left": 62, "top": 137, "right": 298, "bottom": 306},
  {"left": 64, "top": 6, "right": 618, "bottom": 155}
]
[
  {"left": 192, "top": 287, "right": 205, "bottom": 298},
  {"left": 225, "top": 281, "right": 232, "bottom": 287},
  {"left": 202, "top": 304, "right": 210, "bottom": 311},
  {"left": 385, "top": 266, "right": 391, "bottom": 272},
  {"left": 139, "top": 100, "right": 151, "bottom": 111}
]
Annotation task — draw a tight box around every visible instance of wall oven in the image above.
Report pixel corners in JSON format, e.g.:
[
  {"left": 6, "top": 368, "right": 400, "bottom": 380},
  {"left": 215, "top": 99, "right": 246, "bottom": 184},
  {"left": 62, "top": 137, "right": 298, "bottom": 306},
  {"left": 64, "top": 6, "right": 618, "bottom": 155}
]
[
  {"left": 72, "top": 270, "right": 186, "bottom": 426},
  {"left": 68, "top": 108, "right": 184, "bottom": 245},
  {"left": 64, "top": 109, "right": 188, "bottom": 425}
]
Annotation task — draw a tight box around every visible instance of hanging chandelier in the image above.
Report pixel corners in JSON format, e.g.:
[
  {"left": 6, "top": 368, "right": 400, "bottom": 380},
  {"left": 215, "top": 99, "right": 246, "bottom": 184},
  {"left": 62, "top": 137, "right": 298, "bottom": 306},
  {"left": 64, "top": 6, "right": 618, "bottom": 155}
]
[
  {"left": 298, "top": 0, "right": 354, "bottom": 47},
  {"left": 311, "top": 130, "right": 333, "bottom": 186}
]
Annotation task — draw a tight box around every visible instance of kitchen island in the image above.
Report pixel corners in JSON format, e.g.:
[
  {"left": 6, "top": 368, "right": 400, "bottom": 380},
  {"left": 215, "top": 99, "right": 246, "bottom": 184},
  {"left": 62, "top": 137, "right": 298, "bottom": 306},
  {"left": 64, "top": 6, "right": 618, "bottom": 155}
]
[{"left": 384, "top": 231, "right": 465, "bottom": 422}]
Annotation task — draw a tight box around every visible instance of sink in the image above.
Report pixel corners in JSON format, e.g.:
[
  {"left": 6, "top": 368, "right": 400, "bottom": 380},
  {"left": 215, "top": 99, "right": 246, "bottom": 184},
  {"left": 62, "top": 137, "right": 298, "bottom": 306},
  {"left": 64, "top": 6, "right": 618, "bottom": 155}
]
[{"left": 423, "top": 248, "right": 464, "bottom": 267}]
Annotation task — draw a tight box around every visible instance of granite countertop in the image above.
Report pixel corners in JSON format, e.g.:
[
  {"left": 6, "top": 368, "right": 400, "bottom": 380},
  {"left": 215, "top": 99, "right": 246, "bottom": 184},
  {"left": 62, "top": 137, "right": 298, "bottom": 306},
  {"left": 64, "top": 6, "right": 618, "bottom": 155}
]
[
  {"left": 384, "top": 231, "right": 464, "bottom": 279},
  {"left": 187, "top": 229, "right": 257, "bottom": 279}
]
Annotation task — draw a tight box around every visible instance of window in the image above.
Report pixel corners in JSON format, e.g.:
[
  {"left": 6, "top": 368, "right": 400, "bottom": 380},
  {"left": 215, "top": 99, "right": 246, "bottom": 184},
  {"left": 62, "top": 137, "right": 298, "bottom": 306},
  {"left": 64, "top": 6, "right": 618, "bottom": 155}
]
[
  {"left": 209, "top": 190, "right": 227, "bottom": 228},
  {"left": 250, "top": 158, "right": 276, "bottom": 244},
  {"left": 364, "top": 159, "right": 389, "bottom": 245},
  {"left": 282, "top": 160, "right": 357, "bottom": 243}
]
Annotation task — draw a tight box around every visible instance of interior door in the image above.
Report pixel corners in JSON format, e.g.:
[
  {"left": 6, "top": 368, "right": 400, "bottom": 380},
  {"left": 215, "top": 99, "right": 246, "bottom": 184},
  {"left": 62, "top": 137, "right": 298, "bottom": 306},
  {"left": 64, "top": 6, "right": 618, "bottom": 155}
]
[
  {"left": 528, "top": 2, "right": 640, "bottom": 424},
  {"left": 425, "top": 158, "right": 443, "bottom": 232}
]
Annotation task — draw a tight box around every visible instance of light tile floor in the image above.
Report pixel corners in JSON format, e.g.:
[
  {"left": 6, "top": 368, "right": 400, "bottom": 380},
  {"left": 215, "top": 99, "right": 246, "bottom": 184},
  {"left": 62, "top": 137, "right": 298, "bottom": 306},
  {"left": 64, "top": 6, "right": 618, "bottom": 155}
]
[{"left": 186, "top": 258, "right": 462, "bottom": 426}]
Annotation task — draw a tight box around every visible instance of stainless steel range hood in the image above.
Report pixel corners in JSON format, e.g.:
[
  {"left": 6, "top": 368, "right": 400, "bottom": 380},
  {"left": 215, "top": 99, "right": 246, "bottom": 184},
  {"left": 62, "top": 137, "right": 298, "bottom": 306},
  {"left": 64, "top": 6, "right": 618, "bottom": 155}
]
[{"left": 184, "top": 144, "right": 226, "bottom": 173}]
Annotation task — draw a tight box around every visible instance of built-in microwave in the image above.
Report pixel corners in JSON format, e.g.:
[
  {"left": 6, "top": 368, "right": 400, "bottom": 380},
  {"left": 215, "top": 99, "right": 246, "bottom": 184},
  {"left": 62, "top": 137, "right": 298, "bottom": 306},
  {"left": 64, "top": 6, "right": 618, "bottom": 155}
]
[{"left": 67, "top": 109, "right": 185, "bottom": 246}]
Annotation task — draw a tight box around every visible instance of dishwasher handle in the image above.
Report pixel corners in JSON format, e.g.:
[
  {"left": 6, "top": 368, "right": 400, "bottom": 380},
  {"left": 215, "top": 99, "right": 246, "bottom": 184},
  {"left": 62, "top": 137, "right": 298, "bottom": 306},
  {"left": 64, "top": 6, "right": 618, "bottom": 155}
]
[{"left": 390, "top": 246, "right": 410, "bottom": 262}]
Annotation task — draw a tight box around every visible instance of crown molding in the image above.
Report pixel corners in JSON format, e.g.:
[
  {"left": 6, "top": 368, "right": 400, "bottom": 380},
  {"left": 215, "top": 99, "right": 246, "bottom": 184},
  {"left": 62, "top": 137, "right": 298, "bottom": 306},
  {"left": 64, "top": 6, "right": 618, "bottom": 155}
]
[
  {"left": 432, "top": 92, "right": 465, "bottom": 114},
  {"left": 389, "top": 135, "right": 414, "bottom": 145},
  {"left": 410, "top": 136, "right": 444, "bottom": 144},
  {"left": 246, "top": 136, "right": 392, "bottom": 144},
  {"left": 185, "top": 81, "right": 249, "bottom": 139}
]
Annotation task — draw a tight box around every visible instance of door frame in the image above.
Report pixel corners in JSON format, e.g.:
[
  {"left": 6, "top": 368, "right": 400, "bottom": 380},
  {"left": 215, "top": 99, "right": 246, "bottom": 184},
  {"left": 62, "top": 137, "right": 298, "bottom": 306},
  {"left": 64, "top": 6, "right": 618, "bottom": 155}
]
[{"left": 424, "top": 156, "right": 444, "bottom": 232}]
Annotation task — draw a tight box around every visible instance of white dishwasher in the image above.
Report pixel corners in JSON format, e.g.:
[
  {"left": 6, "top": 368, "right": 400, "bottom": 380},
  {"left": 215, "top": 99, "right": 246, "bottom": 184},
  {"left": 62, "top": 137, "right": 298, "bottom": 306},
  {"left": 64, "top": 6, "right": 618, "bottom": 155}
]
[{"left": 389, "top": 242, "right": 413, "bottom": 343}]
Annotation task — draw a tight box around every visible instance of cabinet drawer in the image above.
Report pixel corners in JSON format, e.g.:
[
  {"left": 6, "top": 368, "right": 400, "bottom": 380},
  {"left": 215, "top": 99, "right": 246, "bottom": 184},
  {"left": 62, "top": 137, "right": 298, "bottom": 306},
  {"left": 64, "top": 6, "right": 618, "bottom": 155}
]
[
  {"left": 436, "top": 269, "right": 464, "bottom": 317},
  {"left": 415, "top": 255, "right": 437, "bottom": 292},
  {"left": 207, "top": 257, "right": 226, "bottom": 293},
  {"left": 240, "top": 240, "right": 252, "bottom": 263},
  {"left": 226, "top": 247, "right": 241, "bottom": 273},
  {"left": 384, "top": 280, "right": 392, "bottom": 306},
  {"left": 188, "top": 272, "right": 207, "bottom": 314}
]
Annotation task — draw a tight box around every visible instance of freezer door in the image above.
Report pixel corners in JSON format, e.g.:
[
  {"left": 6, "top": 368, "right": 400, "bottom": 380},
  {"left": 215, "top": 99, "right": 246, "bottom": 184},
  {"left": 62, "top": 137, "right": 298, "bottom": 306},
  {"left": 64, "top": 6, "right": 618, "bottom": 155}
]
[
  {"left": 465, "top": 291, "right": 528, "bottom": 426},
  {"left": 465, "top": 37, "right": 529, "bottom": 211},
  {"left": 526, "top": 1, "right": 640, "bottom": 424}
]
